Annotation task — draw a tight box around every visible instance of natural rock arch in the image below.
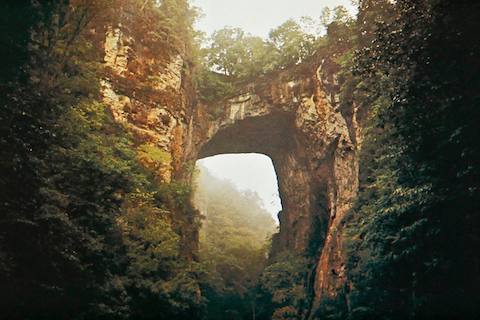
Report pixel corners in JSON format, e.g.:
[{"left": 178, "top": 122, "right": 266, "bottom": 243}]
[
  {"left": 103, "top": 29, "right": 360, "bottom": 309},
  {"left": 188, "top": 63, "right": 360, "bottom": 308}
]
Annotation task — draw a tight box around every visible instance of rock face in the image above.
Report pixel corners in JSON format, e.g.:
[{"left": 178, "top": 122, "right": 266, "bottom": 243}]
[
  {"left": 102, "top": 27, "right": 196, "bottom": 183},
  {"left": 102, "top": 27, "right": 360, "bottom": 317}
]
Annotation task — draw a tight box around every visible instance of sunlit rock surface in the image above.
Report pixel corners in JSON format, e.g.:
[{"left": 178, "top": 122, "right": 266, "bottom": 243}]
[{"left": 102, "top": 27, "right": 195, "bottom": 183}]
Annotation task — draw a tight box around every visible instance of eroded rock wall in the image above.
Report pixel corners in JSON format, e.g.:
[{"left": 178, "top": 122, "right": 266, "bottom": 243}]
[{"left": 101, "top": 23, "right": 201, "bottom": 255}]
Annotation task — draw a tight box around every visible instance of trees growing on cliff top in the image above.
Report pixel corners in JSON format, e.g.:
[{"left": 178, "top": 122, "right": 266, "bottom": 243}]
[{"left": 196, "top": 6, "right": 355, "bottom": 105}]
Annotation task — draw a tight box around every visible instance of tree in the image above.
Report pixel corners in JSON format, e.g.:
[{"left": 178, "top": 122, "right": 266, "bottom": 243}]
[
  {"left": 205, "top": 27, "right": 246, "bottom": 76},
  {"left": 268, "top": 19, "right": 316, "bottom": 68},
  {"left": 255, "top": 252, "right": 309, "bottom": 320},
  {"left": 319, "top": 5, "right": 356, "bottom": 49},
  {"left": 204, "top": 27, "right": 273, "bottom": 78}
]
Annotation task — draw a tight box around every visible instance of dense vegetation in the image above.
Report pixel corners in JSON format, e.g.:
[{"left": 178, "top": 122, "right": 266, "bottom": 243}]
[
  {"left": 195, "top": 6, "right": 354, "bottom": 104},
  {"left": 194, "top": 166, "right": 312, "bottom": 320},
  {"left": 0, "top": 1, "right": 203, "bottom": 319},
  {"left": 316, "top": 0, "right": 480, "bottom": 319},
  {"left": 254, "top": 252, "right": 310, "bottom": 320}
]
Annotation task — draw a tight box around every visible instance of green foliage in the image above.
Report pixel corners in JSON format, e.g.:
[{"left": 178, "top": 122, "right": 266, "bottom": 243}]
[
  {"left": 194, "top": 165, "right": 277, "bottom": 320},
  {"left": 129, "top": 0, "right": 199, "bottom": 56},
  {"left": 0, "top": 1, "right": 114, "bottom": 316},
  {"left": 324, "top": 14, "right": 356, "bottom": 49},
  {"left": 333, "top": 1, "right": 480, "bottom": 319},
  {"left": 194, "top": 27, "right": 275, "bottom": 109},
  {"left": 116, "top": 192, "right": 202, "bottom": 319},
  {"left": 203, "top": 27, "right": 279, "bottom": 78},
  {"left": 195, "top": 8, "right": 355, "bottom": 106},
  {"left": 0, "top": 1, "right": 204, "bottom": 319},
  {"left": 137, "top": 143, "right": 172, "bottom": 178},
  {"left": 255, "top": 251, "right": 310, "bottom": 320},
  {"left": 268, "top": 20, "right": 317, "bottom": 68},
  {"left": 194, "top": 67, "right": 237, "bottom": 104},
  {"left": 138, "top": 144, "right": 171, "bottom": 164}
]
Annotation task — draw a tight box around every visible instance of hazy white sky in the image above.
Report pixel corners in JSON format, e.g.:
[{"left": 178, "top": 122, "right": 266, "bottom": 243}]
[
  {"left": 192, "top": 0, "right": 357, "bottom": 38},
  {"left": 197, "top": 154, "right": 282, "bottom": 223}
]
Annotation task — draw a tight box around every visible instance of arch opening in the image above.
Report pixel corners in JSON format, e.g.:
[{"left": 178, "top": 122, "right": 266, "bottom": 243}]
[
  {"left": 193, "top": 154, "right": 282, "bottom": 319},
  {"left": 193, "top": 107, "right": 329, "bottom": 254},
  {"left": 195, "top": 153, "right": 282, "bottom": 225},
  {"left": 190, "top": 91, "right": 337, "bottom": 319}
]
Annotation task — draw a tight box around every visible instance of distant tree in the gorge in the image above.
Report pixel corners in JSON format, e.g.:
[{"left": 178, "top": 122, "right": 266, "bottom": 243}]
[
  {"left": 254, "top": 251, "right": 310, "bottom": 320},
  {"left": 194, "top": 165, "right": 277, "bottom": 320}
]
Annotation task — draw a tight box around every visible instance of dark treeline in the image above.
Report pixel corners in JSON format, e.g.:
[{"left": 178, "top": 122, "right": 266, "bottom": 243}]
[
  {"left": 316, "top": 0, "right": 480, "bottom": 319},
  {"left": 0, "top": 1, "right": 203, "bottom": 319}
]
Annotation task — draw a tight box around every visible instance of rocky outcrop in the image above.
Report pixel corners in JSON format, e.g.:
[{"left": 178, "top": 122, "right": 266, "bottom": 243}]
[
  {"left": 101, "top": 25, "right": 360, "bottom": 317},
  {"left": 102, "top": 27, "right": 196, "bottom": 183}
]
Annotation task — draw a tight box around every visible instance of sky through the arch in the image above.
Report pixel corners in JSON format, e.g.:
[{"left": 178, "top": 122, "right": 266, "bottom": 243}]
[{"left": 197, "top": 154, "right": 282, "bottom": 224}]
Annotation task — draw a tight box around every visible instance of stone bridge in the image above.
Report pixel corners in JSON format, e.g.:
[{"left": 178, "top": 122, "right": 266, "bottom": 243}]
[{"left": 188, "top": 62, "right": 360, "bottom": 315}]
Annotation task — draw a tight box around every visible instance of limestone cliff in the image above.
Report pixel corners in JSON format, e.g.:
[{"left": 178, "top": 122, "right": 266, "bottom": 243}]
[{"left": 101, "top": 24, "right": 361, "bottom": 318}]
